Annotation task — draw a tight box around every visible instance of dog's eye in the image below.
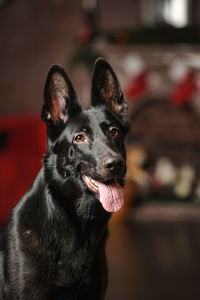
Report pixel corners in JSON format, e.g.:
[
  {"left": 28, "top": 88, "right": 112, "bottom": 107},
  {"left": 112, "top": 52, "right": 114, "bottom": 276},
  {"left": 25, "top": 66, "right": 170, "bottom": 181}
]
[
  {"left": 75, "top": 134, "right": 85, "bottom": 143},
  {"left": 110, "top": 127, "right": 119, "bottom": 137}
]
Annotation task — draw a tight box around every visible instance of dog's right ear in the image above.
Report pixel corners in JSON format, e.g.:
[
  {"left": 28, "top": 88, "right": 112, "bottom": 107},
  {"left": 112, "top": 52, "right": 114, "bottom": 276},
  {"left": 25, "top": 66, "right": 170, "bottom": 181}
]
[
  {"left": 91, "top": 58, "right": 128, "bottom": 120},
  {"left": 42, "top": 64, "right": 81, "bottom": 138}
]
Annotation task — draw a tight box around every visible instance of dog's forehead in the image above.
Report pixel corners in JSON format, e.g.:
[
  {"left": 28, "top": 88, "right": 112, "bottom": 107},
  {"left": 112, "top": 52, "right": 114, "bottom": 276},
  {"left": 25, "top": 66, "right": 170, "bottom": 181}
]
[
  {"left": 72, "top": 107, "right": 111, "bottom": 129},
  {"left": 59, "top": 106, "right": 117, "bottom": 140},
  {"left": 83, "top": 106, "right": 118, "bottom": 131},
  {"left": 85, "top": 106, "right": 109, "bottom": 124}
]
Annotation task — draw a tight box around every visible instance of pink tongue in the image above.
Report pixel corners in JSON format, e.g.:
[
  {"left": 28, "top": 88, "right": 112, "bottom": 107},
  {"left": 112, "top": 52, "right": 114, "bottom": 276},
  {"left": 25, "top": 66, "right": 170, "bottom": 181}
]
[{"left": 97, "top": 181, "right": 124, "bottom": 213}]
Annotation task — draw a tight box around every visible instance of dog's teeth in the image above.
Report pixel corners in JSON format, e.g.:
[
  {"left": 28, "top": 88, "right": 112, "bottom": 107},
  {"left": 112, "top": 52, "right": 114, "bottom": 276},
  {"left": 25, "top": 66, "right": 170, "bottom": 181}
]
[{"left": 91, "top": 179, "right": 98, "bottom": 187}]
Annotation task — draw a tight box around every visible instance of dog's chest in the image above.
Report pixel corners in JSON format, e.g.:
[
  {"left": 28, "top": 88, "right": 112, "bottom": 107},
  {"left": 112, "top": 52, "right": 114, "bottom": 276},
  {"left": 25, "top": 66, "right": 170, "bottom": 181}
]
[
  {"left": 42, "top": 216, "right": 105, "bottom": 285},
  {"left": 55, "top": 245, "right": 93, "bottom": 286},
  {"left": 54, "top": 230, "right": 101, "bottom": 287}
]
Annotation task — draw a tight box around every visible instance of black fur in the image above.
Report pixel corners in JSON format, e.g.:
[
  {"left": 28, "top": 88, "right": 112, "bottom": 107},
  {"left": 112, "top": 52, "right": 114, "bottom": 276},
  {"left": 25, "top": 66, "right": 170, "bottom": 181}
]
[{"left": 0, "top": 58, "right": 129, "bottom": 299}]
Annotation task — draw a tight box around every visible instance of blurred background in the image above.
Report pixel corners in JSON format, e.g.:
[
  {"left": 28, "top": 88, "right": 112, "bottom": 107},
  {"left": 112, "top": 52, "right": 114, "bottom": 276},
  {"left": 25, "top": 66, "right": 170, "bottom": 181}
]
[{"left": 1, "top": 0, "right": 200, "bottom": 299}]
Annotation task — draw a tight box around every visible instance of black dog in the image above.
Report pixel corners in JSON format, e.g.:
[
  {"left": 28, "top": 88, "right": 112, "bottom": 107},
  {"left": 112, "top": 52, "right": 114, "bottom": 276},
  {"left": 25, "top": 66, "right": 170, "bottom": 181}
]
[{"left": 0, "top": 58, "right": 129, "bottom": 299}]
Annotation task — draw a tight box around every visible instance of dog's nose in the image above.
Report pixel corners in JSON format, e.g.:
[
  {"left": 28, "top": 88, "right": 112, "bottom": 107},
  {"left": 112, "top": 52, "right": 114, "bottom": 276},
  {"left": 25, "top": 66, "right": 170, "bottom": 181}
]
[{"left": 102, "top": 156, "right": 124, "bottom": 174}]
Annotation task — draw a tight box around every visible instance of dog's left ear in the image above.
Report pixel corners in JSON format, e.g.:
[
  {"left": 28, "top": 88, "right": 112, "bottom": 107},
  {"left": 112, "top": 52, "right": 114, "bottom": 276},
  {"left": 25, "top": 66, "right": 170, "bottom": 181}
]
[
  {"left": 91, "top": 58, "right": 128, "bottom": 118},
  {"left": 42, "top": 64, "right": 81, "bottom": 135}
]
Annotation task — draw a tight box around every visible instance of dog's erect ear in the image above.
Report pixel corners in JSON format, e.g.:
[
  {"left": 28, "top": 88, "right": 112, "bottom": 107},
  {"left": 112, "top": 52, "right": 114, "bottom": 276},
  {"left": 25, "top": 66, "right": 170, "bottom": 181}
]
[
  {"left": 91, "top": 58, "right": 128, "bottom": 118},
  {"left": 42, "top": 64, "right": 81, "bottom": 130}
]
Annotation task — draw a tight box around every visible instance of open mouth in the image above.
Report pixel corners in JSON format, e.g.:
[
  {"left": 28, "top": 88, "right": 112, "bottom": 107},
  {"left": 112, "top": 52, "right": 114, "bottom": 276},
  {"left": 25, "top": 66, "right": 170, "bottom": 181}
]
[
  {"left": 82, "top": 174, "right": 124, "bottom": 213},
  {"left": 82, "top": 175, "right": 99, "bottom": 194}
]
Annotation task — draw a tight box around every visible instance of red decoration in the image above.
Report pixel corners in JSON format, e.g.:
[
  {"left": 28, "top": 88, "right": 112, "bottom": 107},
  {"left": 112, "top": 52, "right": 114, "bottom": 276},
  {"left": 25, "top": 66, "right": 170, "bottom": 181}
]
[
  {"left": 125, "top": 71, "right": 148, "bottom": 101},
  {"left": 0, "top": 116, "right": 46, "bottom": 225},
  {"left": 77, "top": 26, "right": 94, "bottom": 44},
  {"left": 170, "top": 70, "right": 198, "bottom": 106}
]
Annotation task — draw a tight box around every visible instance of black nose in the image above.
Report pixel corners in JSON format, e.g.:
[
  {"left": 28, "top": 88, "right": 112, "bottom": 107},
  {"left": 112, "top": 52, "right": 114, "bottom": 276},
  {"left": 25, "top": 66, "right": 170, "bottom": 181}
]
[{"left": 102, "top": 156, "right": 124, "bottom": 174}]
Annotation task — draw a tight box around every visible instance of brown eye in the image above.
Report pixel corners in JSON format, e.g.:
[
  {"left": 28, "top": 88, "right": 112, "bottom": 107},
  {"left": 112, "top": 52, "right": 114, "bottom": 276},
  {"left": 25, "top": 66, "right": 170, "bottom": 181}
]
[
  {"left": 75, "top": 134, "right": 85, "bottom": 143},
  {"left": 110, "top": 127, "right": 119, "bottom": 137}
]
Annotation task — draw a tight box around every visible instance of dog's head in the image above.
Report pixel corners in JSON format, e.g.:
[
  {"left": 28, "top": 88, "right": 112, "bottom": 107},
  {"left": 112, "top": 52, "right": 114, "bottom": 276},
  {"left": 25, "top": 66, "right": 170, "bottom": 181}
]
[{"left": 42, "top": 58, "right": 129, "bottom": 213}]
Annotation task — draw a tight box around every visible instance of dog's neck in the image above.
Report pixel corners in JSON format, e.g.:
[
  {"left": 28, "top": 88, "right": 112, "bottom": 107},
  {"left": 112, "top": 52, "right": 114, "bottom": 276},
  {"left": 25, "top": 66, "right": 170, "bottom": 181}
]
[{"left": 41, "top": 168, "right": 110, "bottom": 225}]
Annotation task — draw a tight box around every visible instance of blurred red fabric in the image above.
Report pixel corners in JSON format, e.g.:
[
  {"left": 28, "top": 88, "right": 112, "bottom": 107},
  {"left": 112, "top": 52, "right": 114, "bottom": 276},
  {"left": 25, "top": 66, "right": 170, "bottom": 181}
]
[
  {"left": 0, "top": 116, "right": 46, "bottom": 226},
  {"left": 170, "top": 70, "right": 198, "bottom": 106},
  {"left": 125, "top": 71, "right": 148, "bottom": 101}
]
